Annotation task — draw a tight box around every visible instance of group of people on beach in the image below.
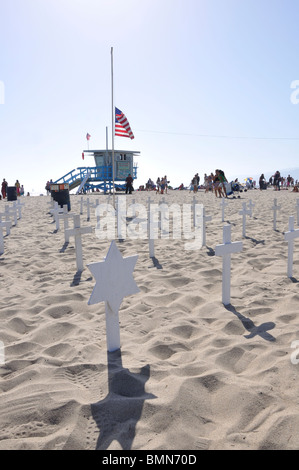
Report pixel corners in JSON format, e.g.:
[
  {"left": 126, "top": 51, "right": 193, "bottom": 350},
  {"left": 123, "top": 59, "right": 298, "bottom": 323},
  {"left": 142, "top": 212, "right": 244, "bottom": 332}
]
[
  {"left": 1, "top": 178, "right": 24, "bottom": 200},
  {"left": 259, "top": 171, "right": 298, "bottom": 191},
  {"left": 141, "top": 176, "right": 169, "bottom": 194},
  {"left": 203, "top": 170, "right": 228, "bottom": 197}
]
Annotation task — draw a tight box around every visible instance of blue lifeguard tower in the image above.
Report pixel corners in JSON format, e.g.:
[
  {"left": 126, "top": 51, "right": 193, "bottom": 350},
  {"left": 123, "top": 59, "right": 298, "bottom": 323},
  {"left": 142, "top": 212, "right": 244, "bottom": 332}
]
[{"left": 54, "top": 149, "right": 140, "bottom": 193}]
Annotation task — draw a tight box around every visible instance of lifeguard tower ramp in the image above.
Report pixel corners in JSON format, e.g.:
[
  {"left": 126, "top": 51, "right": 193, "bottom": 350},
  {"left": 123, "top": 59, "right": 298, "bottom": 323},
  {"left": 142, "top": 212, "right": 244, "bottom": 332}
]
[{"left": 54, "top": 149, "right": 140, "bottom": 194}]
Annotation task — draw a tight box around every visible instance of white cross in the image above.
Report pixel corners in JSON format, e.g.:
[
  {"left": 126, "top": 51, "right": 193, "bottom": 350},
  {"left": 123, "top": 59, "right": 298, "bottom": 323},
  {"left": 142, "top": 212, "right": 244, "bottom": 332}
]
[
  {"left": 248, "top": 199, "right": 255, "bottom": 215},
  {"left": 239, "top": 202, "right": 252, "bottom": 237},
  {"left": 116, "top": 196, "right": 126, "bottom": 240},
  {"left": 272, "top": 198, "right": 281, "bottom": 231},
  {"left": 79, "top": 196, "right": 84, "bottom": 215},
  {"left": 296, "top": 199, "right": 299, "bottom": 226},
  {"left": 148, "top": 198, "right": 155, "bottom": 258},
  {"left": 215, "top": 224, "right": 243, "bottom": 305},
  {"left": 50, "top": 201, "right": 64, "bottom": 230},
  {"left": 0, "top": 206, "right": 15, "bottom": 230},
  {"left": 220, "top": 198, "right": 228, "bottom": 222},
  {"left": 86, "top": 197, "right": 91, "bottom": 221},
  {"left": 0, "top": 225, "right": 4, "bottom": 255},
  {"left": 65, "top": 214, "right": 93, "bottom": 272},
  {"left": 9, "top": 204, "right": 18, "bottom": 226},
  {"left": 0, "top": 216, "right": 12, "bottom": 235},
  {"left": 202, "top": 207, "right": 212, "bottom": 246},
  {"left": 14, "top": 200, "right": 24, "bottom": 219},
  {"left": 4, "top": 205, "right": 17, "bottom": 226},
  {"left": 87, "top": 240, "right": 139, "bottom": 352},
  {"left": 58, "top": 205, "right": 73, "bottom": 242},
  {"left": 47, "top": 198, "right": 54, "bottom": 213},
  {"left": 284, "top": 216, "right": 299, "bottom": 278}
]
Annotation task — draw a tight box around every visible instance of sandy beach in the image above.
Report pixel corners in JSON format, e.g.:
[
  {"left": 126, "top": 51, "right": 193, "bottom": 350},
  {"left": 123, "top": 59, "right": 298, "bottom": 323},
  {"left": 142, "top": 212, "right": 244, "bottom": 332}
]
[{"left": 1, "top": 187, "right": 299, "bottom": 450}]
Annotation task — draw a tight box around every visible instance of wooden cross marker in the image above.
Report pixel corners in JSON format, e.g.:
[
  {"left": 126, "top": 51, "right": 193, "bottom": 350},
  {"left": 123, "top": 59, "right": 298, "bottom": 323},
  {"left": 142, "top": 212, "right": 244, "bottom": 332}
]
[
  {"left": 87, "top": 240, "right": 139, "bottom": 352},
  {"left": 272, "top": 198, "right": 281, "bottom": 231},
  {"left": 65, "top": 214, "right": 93, "bottom": 272},
  {"left": 284, "top": 216, "right": 299, "bottom": 278},
  {"left": 239, "top": 202, "right": 252, "bottom": 237},
  {"left": 215, "top": 224, "right": 243, "bottom": 305},
  {"left": 220, "top": 198, "right": 228, "bottom": 222}
]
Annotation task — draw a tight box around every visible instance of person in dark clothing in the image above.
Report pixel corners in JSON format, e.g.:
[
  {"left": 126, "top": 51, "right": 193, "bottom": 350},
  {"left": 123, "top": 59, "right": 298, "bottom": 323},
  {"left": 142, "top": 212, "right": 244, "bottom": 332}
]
[
  {"left": 1, "top": 178, "right": 7, "bottom": 199},
  {"left": 273, "top": 171, "right": 281, "bottom": 191},
  {"left": 125, "top": 174, "right": 133, "bottom": 194}
]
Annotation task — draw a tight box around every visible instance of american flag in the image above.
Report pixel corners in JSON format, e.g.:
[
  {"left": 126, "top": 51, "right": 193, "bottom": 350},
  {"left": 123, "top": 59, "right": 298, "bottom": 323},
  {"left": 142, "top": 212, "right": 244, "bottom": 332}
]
[
  {"left": 86, "top": 133, "right": 91, "bottom": 140},
  {"left": 115, "top": 107, "right": 134, "bottom": 139}
]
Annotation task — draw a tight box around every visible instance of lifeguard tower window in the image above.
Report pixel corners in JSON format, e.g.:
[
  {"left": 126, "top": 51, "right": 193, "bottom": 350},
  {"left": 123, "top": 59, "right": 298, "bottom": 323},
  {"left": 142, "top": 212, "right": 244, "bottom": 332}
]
[
  {"left": 119, "top": 154, "right": 127, "bottom": 161},
  {"left": 95, "top": 155, "right": 104, "bottom": 166}
]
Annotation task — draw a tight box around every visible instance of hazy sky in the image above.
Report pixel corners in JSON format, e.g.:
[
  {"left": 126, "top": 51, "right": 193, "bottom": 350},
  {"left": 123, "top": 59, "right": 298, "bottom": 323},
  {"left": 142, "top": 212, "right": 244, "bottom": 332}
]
[{"left": 1, "top": 0, "right": 299, "bottom": 194}]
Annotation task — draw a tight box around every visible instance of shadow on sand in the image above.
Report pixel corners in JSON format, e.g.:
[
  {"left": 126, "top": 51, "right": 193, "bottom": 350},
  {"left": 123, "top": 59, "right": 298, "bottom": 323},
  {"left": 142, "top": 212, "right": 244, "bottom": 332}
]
[
  {"left": 225, "top": 304, "right": 276, "bottom": 342},
  {"left": 91, "top": 349, "right": 156, "bottom": 450}
]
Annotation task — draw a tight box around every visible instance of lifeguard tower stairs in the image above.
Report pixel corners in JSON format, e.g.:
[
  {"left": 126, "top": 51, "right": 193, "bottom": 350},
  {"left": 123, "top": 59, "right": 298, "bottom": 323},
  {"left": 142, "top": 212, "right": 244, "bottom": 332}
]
[{"left": 54, "top": 149, "right": 140, "bottom": 194}]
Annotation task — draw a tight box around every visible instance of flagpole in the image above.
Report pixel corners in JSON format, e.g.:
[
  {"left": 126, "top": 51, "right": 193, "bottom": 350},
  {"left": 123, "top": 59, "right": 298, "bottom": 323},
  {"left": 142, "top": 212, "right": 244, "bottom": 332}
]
[{"left": 111, "top": 46, "right": 115, "bottom": 208}]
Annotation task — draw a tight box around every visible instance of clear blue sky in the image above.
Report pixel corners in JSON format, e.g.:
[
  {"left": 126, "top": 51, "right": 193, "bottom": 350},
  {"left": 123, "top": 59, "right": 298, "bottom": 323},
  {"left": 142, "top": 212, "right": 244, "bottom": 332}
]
[{"left": 1, "top": 0, "right": 299, "bottom": 194}]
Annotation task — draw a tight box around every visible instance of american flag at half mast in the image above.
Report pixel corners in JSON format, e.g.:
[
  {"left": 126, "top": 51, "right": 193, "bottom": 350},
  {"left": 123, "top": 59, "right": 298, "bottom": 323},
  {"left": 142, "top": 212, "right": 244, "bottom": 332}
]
[{"left": 115, "top": 107, "right": 134, "bottom": 139}]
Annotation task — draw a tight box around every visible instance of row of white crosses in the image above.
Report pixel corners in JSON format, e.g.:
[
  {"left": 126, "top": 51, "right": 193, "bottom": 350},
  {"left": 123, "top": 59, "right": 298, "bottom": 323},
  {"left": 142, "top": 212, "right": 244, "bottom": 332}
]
[
  {"left": 0, "top": 200, "right": 24, "bottom": 255},
  {"left": 48, "top": 198, "right": 93, "bottom": 272},
  {"left": 88, "top": 192, "right": 299, "bottom": 351}
]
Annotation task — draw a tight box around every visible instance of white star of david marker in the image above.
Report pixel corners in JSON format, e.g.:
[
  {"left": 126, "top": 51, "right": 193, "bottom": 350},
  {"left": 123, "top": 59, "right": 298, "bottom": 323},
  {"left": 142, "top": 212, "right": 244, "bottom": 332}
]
[{"left": 87, "top": 241, "right": 139, "bottom": 351}]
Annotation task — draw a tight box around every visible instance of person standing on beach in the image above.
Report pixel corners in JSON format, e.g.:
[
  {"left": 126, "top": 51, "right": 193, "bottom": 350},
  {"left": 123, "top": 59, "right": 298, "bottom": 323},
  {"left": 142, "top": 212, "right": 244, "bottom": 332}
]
[
  {"left": 259, "top": 173, "right": 266, "bottom": 190},
  {"left": 1, "top": 178, "right": 7, "bottom": 199},
  {"left": 156, "top": 177, "right": 161, "bottom": 194},
  {"left": 15, "top": 180, "right": 20, "bottom": 196},
  {"left": 218, "top": 169, "right": 228, "bottom": 197},
  {"left": 273, "top": 171, "right": 281, "bottom": 191},
  {"left": 192, "top": 175, "right": 198, "bottom": 193},
  {"left": 164, "top": 175, "right": 168, "bottom": 193},
  {"left": 160, "top": 176, "right": 166, "bottom": 194},
  {"left": 125, "top": 173, "right": 133, "bottom": 194}
]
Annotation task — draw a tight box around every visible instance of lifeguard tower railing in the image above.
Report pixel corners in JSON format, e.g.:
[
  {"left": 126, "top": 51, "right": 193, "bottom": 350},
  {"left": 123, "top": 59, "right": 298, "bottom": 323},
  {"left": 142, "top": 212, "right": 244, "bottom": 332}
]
[{"left": 54, "top": 164, "right": 138, "bottom": 194}]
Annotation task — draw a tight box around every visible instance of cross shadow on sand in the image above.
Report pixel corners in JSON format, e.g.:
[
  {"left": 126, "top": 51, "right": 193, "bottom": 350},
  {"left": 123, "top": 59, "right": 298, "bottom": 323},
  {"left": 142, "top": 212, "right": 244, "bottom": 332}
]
[
  {"left": 150, "top": 256, "right": 162, "bottom": 269},
  {"left": 60, "top": 241, "right": 69, "bottom": 253},
  {"left": 91, "top": 349, "right": 156, "bottom": 450},
  {"left": 225, "top": 304, "right": 276, "bottom": 342}
]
